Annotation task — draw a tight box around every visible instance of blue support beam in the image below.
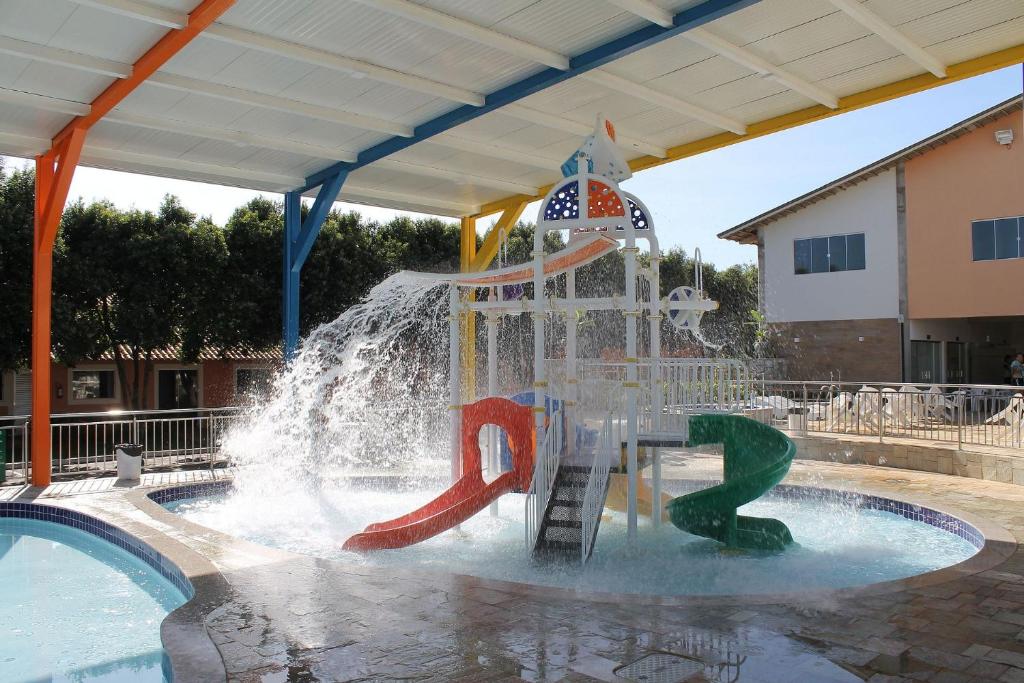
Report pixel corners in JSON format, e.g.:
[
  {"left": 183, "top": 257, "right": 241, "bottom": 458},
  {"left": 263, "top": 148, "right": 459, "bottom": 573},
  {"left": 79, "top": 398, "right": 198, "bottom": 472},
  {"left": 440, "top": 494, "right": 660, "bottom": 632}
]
[
  {"left": 284, "top": 0, "right": 758, "bottom": 355},
  {"left": 282, "top": 170, "right": 348, "bottom": 360},
  {"left": 301, "top": 0, "right": 759, "bottom": 192}
]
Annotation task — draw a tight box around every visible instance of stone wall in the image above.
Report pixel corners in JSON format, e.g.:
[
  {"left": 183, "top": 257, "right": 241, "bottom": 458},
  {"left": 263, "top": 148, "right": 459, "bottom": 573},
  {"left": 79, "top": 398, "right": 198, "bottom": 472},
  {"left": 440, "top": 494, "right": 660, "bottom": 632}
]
[
  {"left": 769, "top": 318, "right": 902, "bottom": 382},
  {"left": 791, "top": 432, "right": 1024, "bottom": 486}
]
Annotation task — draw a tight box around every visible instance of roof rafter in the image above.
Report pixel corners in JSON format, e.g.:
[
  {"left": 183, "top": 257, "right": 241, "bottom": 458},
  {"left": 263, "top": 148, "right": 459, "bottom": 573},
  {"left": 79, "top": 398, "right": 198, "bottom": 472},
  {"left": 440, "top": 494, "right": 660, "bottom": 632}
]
[
  {"left": 348, "top": 0, "right": 570, "bottom": 70},
  {"left": 104, "top": 110, "right": 359, "bottom": 162},
  {"left": 65, "top": 0, "right": 485, "bottom": 105},
  {"left": 0, "top": 86, "right": 91, "bottom": 116},
  {"left": 430, "top": 134, "right": 566, "bottom": 170},
  {"left": 827, "top": 0, "right": 946, "bottom": 78},
  {"left": 604, "top": 0, "right": 674, "bottom": 28},
  {"left": 373, "top": 158, "right": 539, "bottom": 195},
  {"left": 581, "top": 70, "right": 746, "bottom": 134},
  {"left": 145, "top": 73, "right": 413, "bottom": 137},
  {"left": 303, "top": 0, "right": 761, "bottom": 192},
  {"left": 502, "top": 103, "right": 668, "bottom": 157},
  {"left": 685, "top": 27, "right": 839, "bottom": 109}
]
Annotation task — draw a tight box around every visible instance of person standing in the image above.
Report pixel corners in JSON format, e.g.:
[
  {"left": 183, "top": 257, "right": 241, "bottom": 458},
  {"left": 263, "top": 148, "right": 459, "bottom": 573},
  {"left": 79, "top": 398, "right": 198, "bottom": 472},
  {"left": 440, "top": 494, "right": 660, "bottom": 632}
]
[{"left": 1012, "top": 353, "right": 1024, "bottom": 386}]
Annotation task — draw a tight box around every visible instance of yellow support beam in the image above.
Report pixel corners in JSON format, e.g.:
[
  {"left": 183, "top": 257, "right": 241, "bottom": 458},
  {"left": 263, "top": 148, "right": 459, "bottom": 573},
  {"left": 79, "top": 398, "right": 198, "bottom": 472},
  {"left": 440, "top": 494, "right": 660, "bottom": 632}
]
[
  {"left": 467, "top": 43, "right": 1024, "bottom": 220},
  {"left": 471, "top": 201, "right": 529, "bottom": 272}
]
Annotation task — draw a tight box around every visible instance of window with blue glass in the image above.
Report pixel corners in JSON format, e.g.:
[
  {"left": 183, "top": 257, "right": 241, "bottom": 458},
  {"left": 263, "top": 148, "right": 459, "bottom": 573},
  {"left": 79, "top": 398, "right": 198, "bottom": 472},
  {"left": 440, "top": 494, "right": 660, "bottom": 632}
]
[
  {"left": 794, "top": 233, "right": 865, "bottom": 274},
  {"left": 972, "top": 216, "right": 1022, "bottom": 261}
]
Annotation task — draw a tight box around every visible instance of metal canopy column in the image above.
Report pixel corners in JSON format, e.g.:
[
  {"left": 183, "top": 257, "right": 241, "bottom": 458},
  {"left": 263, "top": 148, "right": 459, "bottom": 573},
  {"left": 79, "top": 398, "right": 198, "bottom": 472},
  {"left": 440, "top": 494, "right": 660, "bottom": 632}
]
[
  {"left": 282, "top": 170, "right": 348, "bottom": 360},
  {"left": 29, "top": 0, "right": 237, "bottom": 488}
]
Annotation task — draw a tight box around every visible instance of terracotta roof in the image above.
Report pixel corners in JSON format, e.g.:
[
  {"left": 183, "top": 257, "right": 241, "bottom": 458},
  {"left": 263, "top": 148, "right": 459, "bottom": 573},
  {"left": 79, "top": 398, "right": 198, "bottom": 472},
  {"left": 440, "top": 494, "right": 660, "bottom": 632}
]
[
  {"left": 92, "top": 345, "right": 281, "bottom": 363},
  {"left": 718, "top": 96, "right": 1023, "bottom": 245}
]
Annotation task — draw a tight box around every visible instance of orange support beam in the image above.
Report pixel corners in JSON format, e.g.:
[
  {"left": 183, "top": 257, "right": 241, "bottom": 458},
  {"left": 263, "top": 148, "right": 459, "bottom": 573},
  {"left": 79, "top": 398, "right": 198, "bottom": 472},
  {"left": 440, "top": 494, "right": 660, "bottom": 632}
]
[{"left": 29, "top": 0, "right": 236, "bottom": 487}]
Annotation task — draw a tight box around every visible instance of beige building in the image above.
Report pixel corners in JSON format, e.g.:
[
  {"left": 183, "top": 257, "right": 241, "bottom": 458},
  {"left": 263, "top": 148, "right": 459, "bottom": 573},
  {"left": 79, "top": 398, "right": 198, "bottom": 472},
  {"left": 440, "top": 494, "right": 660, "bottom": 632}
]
[{"left": 720, "top": 96, "right": 1023, "bottom": 384}]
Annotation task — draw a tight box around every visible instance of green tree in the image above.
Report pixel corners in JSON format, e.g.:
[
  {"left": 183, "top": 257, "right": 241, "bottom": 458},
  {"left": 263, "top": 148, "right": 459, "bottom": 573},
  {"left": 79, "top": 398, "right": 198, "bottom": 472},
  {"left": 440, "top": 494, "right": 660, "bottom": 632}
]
[
  {"left": 0, "top": 162, "right": 34, "bottom": 370},
  {"left": 213, "top": 197, "right": 284, "bottom": 353},
  {"left": 53, "top": 195, "right": 227, "bottom": 409},
  {"left": 301, "top": 209, "right": 388, "bottom": 334},
  {"left": 373, "top": 215, "right": 462, "bottom": 272}
]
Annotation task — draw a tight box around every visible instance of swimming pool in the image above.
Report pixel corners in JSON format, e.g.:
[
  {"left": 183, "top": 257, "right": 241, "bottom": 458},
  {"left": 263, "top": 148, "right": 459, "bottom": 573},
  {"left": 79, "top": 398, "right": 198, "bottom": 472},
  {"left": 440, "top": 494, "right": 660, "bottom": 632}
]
[
  {"left": 0, "top": 505, "right": 189, "bottom": 683},
  {"left": 158, "top": 480, "right": 981, "bottom": 597}
]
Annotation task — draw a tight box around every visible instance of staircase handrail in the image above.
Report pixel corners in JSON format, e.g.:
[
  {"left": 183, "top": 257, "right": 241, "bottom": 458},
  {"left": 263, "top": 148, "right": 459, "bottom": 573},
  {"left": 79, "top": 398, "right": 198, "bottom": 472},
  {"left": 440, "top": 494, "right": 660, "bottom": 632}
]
[
  {"left": 580, "top": 413, "right": 614, "bottom": 562},
  {"left": 524, "top": 408, "right": 564, "bottom": 550}
]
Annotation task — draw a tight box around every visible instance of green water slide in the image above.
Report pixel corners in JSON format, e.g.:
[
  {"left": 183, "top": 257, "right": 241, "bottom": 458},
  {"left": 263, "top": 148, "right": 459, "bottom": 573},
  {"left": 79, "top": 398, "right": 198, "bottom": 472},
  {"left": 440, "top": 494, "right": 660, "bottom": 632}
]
[{"left": 666, "top": 414, "right": 796, "bottom": 551}]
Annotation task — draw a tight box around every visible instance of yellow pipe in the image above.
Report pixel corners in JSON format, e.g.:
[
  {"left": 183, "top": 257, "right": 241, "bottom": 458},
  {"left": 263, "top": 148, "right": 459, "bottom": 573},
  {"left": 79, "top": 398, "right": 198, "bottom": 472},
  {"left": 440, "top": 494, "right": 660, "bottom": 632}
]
[{"left": 466, "top": 43, "right": 1024, "bottom": 220}]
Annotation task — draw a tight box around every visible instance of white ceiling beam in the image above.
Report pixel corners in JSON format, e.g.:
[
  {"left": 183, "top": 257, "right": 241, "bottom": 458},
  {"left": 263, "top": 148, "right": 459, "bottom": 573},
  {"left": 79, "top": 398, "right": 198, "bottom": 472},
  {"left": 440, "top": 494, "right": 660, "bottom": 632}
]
[
  {"left": 827, "top": 0, "right": 946, "bottom": 78},
  {"left": 104, "top": 110, "right": 359, "bottom": 162},
  {"left": 81, "top": 145, "right": 303, "bottom": 190},
  {"left": 348, "top": 0, "right": 569, "bottom": 70},
  {"left": 64, "top": 0, "right": 484, "bottom": 106},
  {"left": 339, "top": 182, "right": 478, "bottom": 216},
  {"left": 0, "top": 35, "right": 132, "bottom": 78},
  {"left": 202, "top": 25, "right": 485, "bottom": 106},
  {"left": 431, "top": 135, "right": 566, "bottom": 171},
  {"left": 502, "top": 104, "right": 668, "bottom": 158},
  {"left": 146, "top": 73, "right": 413, "bottom": 137},
  {"left": 0, "top": 86, "right": 90, "bottom": 116},
  {"left": 374, "top": 158, "right": 538, "bottom": 195},
  {"left": 0, "top": 127, "right": 473, "bottom": 215},
  {"left": 68, "top": 0, "right": 187, "bottom": 28},
  {"left": 685, "top": 27, "right": 839, "bottom": 109},
  {"left": 583, "top": 70, "right": 746, "bottom": 135},
  {"left": 603, "top": 0, "right": 673, "bottom": 28},
  {"left": 0, "top": 130, "right": 50, "bottom": 158}
]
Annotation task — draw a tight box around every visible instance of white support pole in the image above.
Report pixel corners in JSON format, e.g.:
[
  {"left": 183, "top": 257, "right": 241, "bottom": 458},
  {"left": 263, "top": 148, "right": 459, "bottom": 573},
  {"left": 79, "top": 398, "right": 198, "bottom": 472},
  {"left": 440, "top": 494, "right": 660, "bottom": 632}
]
[
  {"left": 624, "top": 237, "right": 639, "bottom": 543},
  {"left": 487, "top": 287, "right": 499, "bottom": 515},
  {"left": 449, "top": 284, "right": 462, "bottom": 486},
  {"left": 648, "top": 239, "right": 663, "bottom": 528},
  {"left": 532, "top": 227, "right": 547, "bottom": 527},
  {"left": 565, "top": 270, "right": 577, "bottom": 457}
]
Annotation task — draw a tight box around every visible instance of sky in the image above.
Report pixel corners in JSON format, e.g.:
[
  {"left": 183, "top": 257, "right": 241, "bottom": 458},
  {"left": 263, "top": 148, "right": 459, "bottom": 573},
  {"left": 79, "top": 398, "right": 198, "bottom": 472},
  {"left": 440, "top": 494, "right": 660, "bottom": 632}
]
[{"left": 5, "top": 65, "right": 1022, "bottom": 268}]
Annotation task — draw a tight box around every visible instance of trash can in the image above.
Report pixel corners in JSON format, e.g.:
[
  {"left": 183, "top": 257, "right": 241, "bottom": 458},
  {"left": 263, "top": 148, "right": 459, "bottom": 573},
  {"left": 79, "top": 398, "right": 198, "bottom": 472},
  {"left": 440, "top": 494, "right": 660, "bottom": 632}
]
[
  {"left": 115, "top": 443, "right": 143, "bottom": 482},
  {"left": 786, "top": 407, "right": 808, "bottom": 432}
]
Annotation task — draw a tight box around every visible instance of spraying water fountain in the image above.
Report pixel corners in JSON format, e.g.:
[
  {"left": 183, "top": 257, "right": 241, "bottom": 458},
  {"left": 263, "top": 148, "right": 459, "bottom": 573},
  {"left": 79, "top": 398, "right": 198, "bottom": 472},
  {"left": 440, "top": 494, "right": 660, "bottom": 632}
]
[{"left": 166, "top": 116, "right": 979, "bottom": 597}]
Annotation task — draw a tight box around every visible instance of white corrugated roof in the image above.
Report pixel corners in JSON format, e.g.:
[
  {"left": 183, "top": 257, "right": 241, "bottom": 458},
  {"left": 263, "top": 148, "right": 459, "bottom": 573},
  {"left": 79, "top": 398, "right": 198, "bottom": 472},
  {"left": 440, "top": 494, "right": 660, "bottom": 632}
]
[{"left": 0, "top": 0, "right": 1021, "bottom": 217}]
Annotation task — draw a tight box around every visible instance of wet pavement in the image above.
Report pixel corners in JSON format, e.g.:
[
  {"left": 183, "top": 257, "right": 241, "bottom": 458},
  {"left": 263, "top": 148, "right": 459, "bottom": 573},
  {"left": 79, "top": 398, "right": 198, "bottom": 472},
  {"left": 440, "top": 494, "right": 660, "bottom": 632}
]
[{"left": 9, "top": 455, "right": 1024, "bottom": 682}]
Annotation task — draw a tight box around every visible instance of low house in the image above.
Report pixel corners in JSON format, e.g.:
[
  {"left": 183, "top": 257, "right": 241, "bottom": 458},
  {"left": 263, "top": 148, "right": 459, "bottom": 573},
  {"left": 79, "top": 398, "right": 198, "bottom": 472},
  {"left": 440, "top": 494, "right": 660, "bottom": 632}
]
[
  {"left": 720, "top": 96, "right": 1023, "bottom": 384},
  {"left": 0, "top": 346, "right": 279, "bottom": 416}
]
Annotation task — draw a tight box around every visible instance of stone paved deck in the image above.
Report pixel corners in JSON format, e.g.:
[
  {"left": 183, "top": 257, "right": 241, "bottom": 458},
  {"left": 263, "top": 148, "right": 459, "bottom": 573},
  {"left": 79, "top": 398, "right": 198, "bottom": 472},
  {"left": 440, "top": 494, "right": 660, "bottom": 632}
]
[{"left": 8, "top": 457, "right": 1024, "bottom": 682}]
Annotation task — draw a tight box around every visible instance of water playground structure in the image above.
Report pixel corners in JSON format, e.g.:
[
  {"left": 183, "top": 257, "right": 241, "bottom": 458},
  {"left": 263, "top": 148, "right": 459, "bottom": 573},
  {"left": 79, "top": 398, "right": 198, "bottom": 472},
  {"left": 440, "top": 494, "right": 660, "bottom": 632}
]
[{"left": 342, "top": 117, "right": 797, "bottom": 560}]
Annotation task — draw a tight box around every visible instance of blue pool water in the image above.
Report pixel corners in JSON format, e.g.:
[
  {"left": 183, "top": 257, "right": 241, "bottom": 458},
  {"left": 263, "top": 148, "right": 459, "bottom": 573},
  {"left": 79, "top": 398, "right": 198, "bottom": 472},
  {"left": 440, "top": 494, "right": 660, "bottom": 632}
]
[
  {"left": 0, "top": 518, "right": 187, "bottom": 683},
  {"left": 165, "top": 483, "right": 979, "bottom": 597}
]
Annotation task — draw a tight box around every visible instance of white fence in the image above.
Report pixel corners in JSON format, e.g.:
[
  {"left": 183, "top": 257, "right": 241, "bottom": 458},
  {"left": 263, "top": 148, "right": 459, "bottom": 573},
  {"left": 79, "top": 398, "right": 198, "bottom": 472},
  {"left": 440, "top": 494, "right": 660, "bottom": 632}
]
[
  {"left": 1, "top": 407, "right": 242, "bottom": 484},
  {"left": 524, "top": 408, "right": 564, "bottom": 551},
  {"left": 745, "top": 380, "right": 1024, "bottom": 450}
]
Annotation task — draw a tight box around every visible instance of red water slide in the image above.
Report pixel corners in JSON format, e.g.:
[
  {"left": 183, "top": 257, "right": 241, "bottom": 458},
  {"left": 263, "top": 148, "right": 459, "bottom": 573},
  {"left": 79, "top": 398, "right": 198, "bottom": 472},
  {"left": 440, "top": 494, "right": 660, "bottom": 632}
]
[{"left": 342, "top": 397, "right": 534, "bottom": 551}]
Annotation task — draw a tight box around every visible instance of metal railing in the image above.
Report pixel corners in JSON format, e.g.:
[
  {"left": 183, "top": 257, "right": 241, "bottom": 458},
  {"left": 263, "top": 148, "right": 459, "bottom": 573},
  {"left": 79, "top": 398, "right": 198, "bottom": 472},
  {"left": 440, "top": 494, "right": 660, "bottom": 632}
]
[
  {"left": 524, "top": 407, "right": 563, "bottom": 551},
  {"left": 1, "top": 407, "right": 242, "bottom": 483},
  {"left": 580, "top": 413, "right": 614, "bottom": 563},
  {"left": 739, "top": 380, "right": 1024, "bottom": 450},
  {"left": 0, "top": 416, "right": 30, "bottom": 483}
]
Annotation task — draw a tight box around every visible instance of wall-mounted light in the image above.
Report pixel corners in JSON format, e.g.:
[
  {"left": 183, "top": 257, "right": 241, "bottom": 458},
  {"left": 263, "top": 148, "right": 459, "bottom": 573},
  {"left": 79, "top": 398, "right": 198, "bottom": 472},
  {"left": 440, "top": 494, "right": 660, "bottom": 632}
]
[
  {"left": 995, "top": 129, "right": 1014, "bottom": 146},
  {"left": 56, "top": 383, "right": 63, "bottom": 400}
]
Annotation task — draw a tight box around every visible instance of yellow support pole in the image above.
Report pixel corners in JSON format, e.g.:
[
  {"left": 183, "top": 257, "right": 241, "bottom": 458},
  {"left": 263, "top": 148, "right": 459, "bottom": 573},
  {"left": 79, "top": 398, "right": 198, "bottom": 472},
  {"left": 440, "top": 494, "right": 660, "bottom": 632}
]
[
  {"left": 460, "top": 216, "right": 477, "bottom": 402},
  {"left": 471, "top": 201, "right": 529, "bottom": 272}
]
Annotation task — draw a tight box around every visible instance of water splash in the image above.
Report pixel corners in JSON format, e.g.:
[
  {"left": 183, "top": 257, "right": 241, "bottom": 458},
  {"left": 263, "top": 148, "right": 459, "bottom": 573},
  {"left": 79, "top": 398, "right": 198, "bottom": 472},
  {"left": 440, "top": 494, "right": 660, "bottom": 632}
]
[{"left": 222, "top": 272, "right": 452, "bottom": 502}]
